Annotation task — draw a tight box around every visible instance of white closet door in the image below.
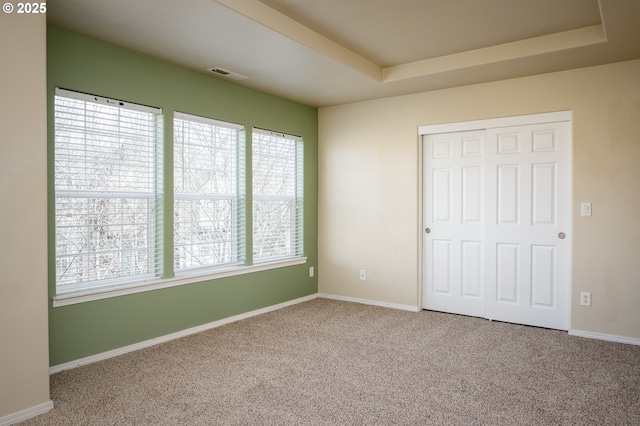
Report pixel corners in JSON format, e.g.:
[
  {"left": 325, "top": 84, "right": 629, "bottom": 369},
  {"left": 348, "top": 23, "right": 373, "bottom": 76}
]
[
  {"left": 484, "top": 122, "right": 571, "bottom": 330},
  {"left": 422, "top": 119, "right": 571, "bottom": 330},
  {"left": 423, "top": 131, "right": 485, "bottom": 318}
]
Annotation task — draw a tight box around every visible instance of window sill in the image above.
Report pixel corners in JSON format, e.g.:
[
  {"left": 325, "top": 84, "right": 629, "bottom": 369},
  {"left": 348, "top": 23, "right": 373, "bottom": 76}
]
[{"left": 52, "top": 257, "right": 308, "bottom": 308}]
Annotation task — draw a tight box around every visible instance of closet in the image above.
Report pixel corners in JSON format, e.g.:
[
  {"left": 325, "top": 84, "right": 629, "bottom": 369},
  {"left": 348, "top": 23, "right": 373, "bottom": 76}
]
[{"left": 421, "top": 112, "right": 571, "bottom": 330}]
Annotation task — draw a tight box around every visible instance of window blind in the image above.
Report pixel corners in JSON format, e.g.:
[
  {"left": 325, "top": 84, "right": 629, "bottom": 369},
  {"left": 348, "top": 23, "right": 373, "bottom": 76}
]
[
  {"left": 252, "top": 128, "right": 304, "bottom": 262},
  {"left": 54, "top": 88, "right": 163, "bottom": 294},
  {"left": 173, "top": 112, "right": 245, "bottom": 272}
]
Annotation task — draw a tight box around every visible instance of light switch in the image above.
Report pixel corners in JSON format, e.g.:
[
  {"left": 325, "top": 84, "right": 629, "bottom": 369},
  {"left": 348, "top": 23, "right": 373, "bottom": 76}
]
[{"left": 581, "top": 202, "right": 592, "bottom": 217}]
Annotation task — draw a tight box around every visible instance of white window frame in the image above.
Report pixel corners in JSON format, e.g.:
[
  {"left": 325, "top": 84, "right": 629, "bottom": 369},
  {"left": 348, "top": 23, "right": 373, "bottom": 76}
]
[
  {"left": 252, "top": 128, "right": 304, "bottom": 263},
  {"left": 173, "top": 112, "right": 245, "bottom": 275},
  {"left": 51, "top": 90, "right": 308, "bottom": 308},
  {"left": 53, "top": 88, "right": 163, "bottom": 296}
]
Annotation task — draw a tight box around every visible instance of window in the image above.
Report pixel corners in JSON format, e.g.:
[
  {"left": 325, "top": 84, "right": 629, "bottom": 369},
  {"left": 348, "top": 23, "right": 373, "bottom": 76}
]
[
  {"left": 54, "top": 88, "right": 163, "bottom": 295},
  {"left": 252, "top": 129, "right": 304, "bottom": 261},
  {"left": 173, "top": 113, "right": 245, "bottom": 273},
  {"left": 53, "top": 89, "right": 306, "bottom": 302}
]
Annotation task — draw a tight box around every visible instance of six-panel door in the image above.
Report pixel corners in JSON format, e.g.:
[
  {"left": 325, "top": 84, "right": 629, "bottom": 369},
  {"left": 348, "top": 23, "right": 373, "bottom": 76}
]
[
  {"left": 423, "top": 131, "right": 486, "bottom": 318},
  {"left": 484, "top": 122, "right": 570, "bottom": 330}
]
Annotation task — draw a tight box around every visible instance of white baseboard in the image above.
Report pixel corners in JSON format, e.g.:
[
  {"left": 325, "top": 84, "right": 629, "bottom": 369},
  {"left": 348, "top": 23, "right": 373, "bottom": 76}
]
[
  {"left": 317, "top": 293, "right": 420, "bottom": 312},
  {"left": 50, "top": 292, "right": 640, "bottom": 377},
  {"left": 50, "top": 294, "right": 319, "bottom": 374},
  {"left": 0, "top": 400, "right": 53, "bottom": 426},
  {"left": 569, "top": 329, "right": 640, "bottom": 346}
]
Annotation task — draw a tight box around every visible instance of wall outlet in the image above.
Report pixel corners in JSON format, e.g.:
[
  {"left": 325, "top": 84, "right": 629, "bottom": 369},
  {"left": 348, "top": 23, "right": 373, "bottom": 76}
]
[
  {"left": 359, "top": 269, "right": 366, "bottom": 281},
  {"left": 309, "top": 266, "right": 314, "bottom": 278},
  {"left": 580, "top": 292, "right": 591, "bottom": 307}
]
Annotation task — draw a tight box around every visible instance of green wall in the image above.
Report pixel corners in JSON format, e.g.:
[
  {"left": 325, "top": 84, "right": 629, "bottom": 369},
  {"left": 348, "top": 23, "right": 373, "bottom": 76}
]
[{"left": 47, "top": 26, "right": 318, "bottom": 366}]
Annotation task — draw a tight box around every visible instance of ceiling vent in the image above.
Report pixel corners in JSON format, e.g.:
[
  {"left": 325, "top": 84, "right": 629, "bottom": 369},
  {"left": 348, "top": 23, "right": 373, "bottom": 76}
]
[{"left": 207, "top": 67, "right": 248, "bottom": 81}]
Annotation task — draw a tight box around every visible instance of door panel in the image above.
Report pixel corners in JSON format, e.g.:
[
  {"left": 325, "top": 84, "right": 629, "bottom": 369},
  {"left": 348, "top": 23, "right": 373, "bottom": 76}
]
[
  {"left": 532, "top": 164, "right": 556, "bottom": 225},
  {"left": 432, "top": 240, "right": 452, "bottom": 294},
  {"left": 497, "top": 165, "right": 520, "bottom": 224},
  {"left": 433, "top": 168, "right": 452, "bottom": 222},
  {"left": 461, "top": 241, "right": 482, "bottom": 297},
  {"left": 423, "top": 131, "right": 485, "bottom": 318},
  {"left": 485, "top": 122, "right": 570, "bottom": 330},
  {"left": 462, "top": 167, "right": 482, "bottom": 222},
  {"left": 496, "top": 242, "right": 519, "bottom": 303},
  {"left": 531, "top": 245, "right": 555, "bottom": 307}
]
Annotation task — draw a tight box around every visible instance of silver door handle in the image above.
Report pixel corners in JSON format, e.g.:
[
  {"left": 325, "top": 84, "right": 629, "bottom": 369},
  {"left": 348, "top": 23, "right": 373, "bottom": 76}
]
[
  {"left": 558, "top": 232, "right": 566, "bottom": 239},
  {"left": 425, "top": 228, "right": 431, "bottom": 234}
]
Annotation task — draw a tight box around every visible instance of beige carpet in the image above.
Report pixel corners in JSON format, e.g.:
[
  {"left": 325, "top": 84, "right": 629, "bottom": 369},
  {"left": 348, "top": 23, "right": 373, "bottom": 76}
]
[{"left": 23, "top": 299, "right": 640, "bottom": 425}]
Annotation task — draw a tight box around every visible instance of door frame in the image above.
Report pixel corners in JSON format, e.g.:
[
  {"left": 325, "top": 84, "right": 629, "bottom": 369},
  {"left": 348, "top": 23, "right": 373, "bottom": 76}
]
[{"left": 418, "top": 111, "right": 573, "bottom": 328}]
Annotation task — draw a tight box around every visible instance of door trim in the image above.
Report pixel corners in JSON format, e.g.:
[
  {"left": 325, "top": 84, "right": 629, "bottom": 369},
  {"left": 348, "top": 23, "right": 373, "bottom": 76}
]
[
  {"left": 418, "top": 111, "right": 573, "bottom": 330},
  {"left": 418, "top": 111, "right": 572, "bottom": 136}
]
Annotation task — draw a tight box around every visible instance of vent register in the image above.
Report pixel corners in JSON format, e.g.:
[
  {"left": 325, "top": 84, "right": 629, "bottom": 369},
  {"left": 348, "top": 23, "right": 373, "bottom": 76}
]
[{"left": 207, "top": 67, "right": 248, "bottom": 80}]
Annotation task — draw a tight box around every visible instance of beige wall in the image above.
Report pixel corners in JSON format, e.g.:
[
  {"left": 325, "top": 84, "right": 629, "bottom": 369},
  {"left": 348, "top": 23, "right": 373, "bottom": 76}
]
[
  {"left": 0, "top": 12, "right": 51, "bottom": 420},
  {"left": 319, "top": 59, "right": 640, "bottom": 339}
]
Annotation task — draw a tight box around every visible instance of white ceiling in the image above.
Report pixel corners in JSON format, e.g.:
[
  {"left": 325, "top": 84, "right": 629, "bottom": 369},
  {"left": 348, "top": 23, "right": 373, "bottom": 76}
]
[{"left": 47, "top": 0, "right": 640, "bottom": 107}]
